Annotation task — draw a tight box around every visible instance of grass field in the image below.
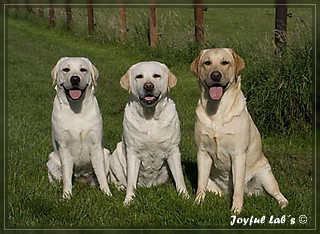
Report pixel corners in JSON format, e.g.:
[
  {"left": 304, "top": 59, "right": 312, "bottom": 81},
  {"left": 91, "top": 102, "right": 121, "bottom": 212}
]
[{"left": 5, "top": 6, "right": 313, "bottom": 229}]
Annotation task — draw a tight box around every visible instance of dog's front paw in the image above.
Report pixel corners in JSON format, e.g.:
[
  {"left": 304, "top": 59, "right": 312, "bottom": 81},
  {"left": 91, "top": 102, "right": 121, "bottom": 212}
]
[
  {"left": 178, "top": 188, "right": 190, "bottom": 199},
  {"left": 62, "top": 190, "right": 72, "bottom": 199},
  {"left": 101, "top": 187, "right": 113, "bottom": 197},
  {"left": 279, "top": 198, "right": 288, "bottom": 209},
  {"left": 116, "top": 185, "right": 126, "bottom": 191},
  {"left": 231, "top": 204, "right": 243, "bottom": 215},
  {"left": 208, "top": 189, "right": 223, "bottom": 197},
  {"left": 123, "top": 196, "right": 134, "bottom": 206},
  {"left": 194, "top": 190, "right": 206, "bottom": 205}
]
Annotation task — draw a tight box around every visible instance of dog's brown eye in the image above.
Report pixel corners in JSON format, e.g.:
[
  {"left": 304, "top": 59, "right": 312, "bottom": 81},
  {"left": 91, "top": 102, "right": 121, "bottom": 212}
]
[
  {"left": 153, "top": 74, "right": 161, "bottom": 78},
  {"left": 62, "top": 68, "right": 70, "bottom": 72},
  {"left": 221, "top": 61, "right": 230, "bottom": 65},
  {"left": 203, "top": 61, "right": 212, "bottom": 66},
  {"left": 80, "top": 68, "right": 88, "bottom": 73},
  {"left": 136, "top": 74, "right": 143, "bottom": 79}
]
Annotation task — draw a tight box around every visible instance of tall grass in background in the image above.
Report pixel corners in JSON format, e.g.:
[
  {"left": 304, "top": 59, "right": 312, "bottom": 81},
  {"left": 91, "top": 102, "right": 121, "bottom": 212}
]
[{"left": 8, "top": 7, "right": 313, "bottom": 135}]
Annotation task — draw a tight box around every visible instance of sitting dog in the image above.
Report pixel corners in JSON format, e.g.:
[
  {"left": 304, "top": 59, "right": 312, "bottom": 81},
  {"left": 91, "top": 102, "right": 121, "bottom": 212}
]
[
  {"left": 47, "top": 57, "right": 112, "bottom": 198},
  {"left": 190, "top": 48, "right": 288, "bottom": 214},
  {"left": 109, "top": 61, "right": 189, "bottom": 205}
]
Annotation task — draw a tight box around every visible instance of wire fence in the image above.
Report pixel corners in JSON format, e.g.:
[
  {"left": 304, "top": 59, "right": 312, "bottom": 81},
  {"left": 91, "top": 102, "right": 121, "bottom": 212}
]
[{"left": 9, "top": 0, "right": 290, "bottom": 53}]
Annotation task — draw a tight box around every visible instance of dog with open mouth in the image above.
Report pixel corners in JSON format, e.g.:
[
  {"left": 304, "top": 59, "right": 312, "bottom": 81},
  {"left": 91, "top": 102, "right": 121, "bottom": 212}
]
[
  {"left": 46, "top": 57, "right": 112, "bottom": 199},
  {"left": 109, "top": 61, "right": 189, "bottom": 205},
  {"left": 190, "top": 48, "right": 288, "bottom": 214}
]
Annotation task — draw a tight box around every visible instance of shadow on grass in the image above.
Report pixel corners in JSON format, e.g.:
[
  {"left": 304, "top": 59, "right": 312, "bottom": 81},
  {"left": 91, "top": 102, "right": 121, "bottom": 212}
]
[{"left": 183, "top": 161, "right": 198, "bottom": 192}]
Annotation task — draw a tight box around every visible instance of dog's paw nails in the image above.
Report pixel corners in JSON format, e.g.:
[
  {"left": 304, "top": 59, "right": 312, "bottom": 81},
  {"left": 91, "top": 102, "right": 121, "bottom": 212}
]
[
  {"left": 194, "top": 191, "right": 206, "bottom": 205},
  {"left": 123, "top": 197, "right": 133, "bottom": 206},
  {"left": 208, "top": 189, "right": 223, "bottom": 197},
  {"left": 62, "top": 191, "right": 72, "bottom": 199},
  {"left": 279, "top": 198, "right": 288, "bottom": 209},
  {"left": 117, "top": 185, "right": 126, "bottom": 191},
  {"left": 178, "top": 189, "right": 189, "bottom": 199},
  {"left": 101, "top": 187, "right": 113, "bottom": 197},
  {"left": 183, "top": 192, "right": 190, "bottom": 200},
  {"left": 231, "top": 205, "right": 242, "bottom": 215}
]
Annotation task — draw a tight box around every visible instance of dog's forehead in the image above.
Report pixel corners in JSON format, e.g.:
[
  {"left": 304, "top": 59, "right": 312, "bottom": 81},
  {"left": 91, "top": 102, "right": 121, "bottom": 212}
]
[
  {"left": 59, "top": 57, "right": 90, "bottom": 69},
  {"left": 132, "top": 62, "right": 165, "bottom": 76},
  {"left": 202, "top": 49, "right": 233, "bottom": 62}
]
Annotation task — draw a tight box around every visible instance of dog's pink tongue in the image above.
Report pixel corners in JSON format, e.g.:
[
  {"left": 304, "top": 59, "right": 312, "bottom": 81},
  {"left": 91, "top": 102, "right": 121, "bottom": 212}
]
[
  {"left": 144, "top": 96, "right": 156, "bottom": 101},
  {"left": 69, "top": 90, "right": 82, "bottom": 100},
  {"left": 209, "top": 87, "right": 223, "bottom": 100}
]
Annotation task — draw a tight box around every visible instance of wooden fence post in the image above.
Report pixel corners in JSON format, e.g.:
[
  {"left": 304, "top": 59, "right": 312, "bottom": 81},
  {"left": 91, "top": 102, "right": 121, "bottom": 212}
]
[
  {"left": 15, "top": 0, "right": 20, "bottom": 14},
  {"left": 149, "top": 6, "right": 157, "bottom": 48},
  {"left": 275, "top": 0, "right": 287, "bottom": 54},
  {"left": 119, "top": 5, "right": 127, "bottom": 42},
  {"left": 25, "top": 0, "right": 32, "bottom": 14},
  {"left": 66, "top": 0, "right": 72, "bottom": 31},
  {"left": 49, "top": 7, "right": 55, "bottom": 29},
  {"left": 36, "top": 0, "right": 44, "bottom": 17},
  {"left": 87, "top": 1, "right": 94, "bottom": 34},
  {"left": 194, "top": 0, "right": 204, "bottom": 44}
]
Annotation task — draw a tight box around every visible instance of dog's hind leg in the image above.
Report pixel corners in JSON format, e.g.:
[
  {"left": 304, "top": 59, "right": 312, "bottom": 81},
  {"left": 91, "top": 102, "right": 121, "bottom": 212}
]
[
  {"left": 109, "top": 142, "right": 127, "bottom": 190},
  {"left": 91, "top": 147, "right": 112, "bottom": 196},
  {"left": 46, "top": 151, "right": 62, "bottom": 183},
  {"left": 207, "top": 178, "right": 223, "bottom": 197},
  {"left": 256, "top": 164, "right": 288, "bottom": 208}
]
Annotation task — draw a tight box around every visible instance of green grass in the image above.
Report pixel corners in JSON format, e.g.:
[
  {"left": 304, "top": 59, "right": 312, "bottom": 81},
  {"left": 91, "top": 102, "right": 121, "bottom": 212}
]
[{"left": 6, "top": 7, "right": 313, "bottom": 229}]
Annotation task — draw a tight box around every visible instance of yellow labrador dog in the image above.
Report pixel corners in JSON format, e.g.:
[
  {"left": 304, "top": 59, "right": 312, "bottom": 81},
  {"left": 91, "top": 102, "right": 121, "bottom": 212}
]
[
  {"left": 47, "top": 57, "right": 112, "bottom": 199},
  {"left": 109, "top": 61, "right": 189, "bottom": 205},
  {"left": 190, "top": 49, "right": 288, "bottom": 214}
]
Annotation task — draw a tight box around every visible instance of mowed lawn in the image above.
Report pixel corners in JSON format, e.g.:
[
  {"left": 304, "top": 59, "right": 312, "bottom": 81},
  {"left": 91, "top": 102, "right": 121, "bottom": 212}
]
[{"left": 6, "top": 7, "right": 313, "bottom": 229}]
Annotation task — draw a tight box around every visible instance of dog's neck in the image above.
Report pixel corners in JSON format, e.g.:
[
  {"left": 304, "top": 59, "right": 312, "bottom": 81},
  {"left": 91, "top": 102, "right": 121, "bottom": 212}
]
[{"left": 66, "top": 97, "right": 85, "bottom": 114}]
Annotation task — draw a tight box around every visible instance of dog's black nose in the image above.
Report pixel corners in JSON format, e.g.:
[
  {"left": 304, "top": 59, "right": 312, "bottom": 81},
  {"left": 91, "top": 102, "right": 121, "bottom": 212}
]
[
  {"left": 70, "top": 76, "right": 80, "bottom": 86},
  {"left": 210, "top": 71, "right": 222, "bottom": 81},
  {"left": 143, "top": 82, "right": 154, "bottom": 91}
]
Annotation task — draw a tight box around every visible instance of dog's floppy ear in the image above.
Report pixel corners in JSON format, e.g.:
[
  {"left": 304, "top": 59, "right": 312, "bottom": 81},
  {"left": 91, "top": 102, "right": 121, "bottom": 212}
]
[
  {"left": 120, "top": 72, "right": 130, "bottom": 91},
  {"left": 168, "top": 71, "right": 177, "bottom": 89},
  {"left": 91, "top": 64, "right": 99, "bottom": 86},
  {"left": 120, "top": 64, "right": 135, "bottom": 92},
  {"left": 82, "top": 58, "right": 99, "bottom": 86},
  {"left": 190, "top": 49, "right": 207, "bottom": 79},
  {"left": 228, "top": 48, "right": 245, "bottom": 77},
  {"left": 51, "top": 57, "right": 66, "bottom": 86},
  {"left": 161, "top": 63, "right": 177, "bottom": 90}
]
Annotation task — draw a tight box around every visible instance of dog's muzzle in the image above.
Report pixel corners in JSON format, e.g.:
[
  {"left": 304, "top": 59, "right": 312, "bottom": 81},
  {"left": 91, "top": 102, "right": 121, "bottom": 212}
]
[
  {"left": 205, "top": 71, "right": 229, "bottom": 100},
  {"left": 139, "top": 82, "right": 160, "bottom": 107},
  {"left": 63, "top": 76, "right": 88, "bottom": 101}
]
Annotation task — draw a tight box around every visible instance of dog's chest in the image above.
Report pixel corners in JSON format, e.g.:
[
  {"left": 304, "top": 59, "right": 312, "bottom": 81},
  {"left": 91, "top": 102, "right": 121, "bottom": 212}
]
[
  {"left": 137, "top": 145, "right": 170, "bottom": 186},
  {"left": 196, "top": 115, "right": 236, "bottom": 169},
  {"left": 63, "top": 129, "right": 98, "bottom": 164},
  {"left": 53, "top": 112, "right": 102, "bottom": 170}
]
